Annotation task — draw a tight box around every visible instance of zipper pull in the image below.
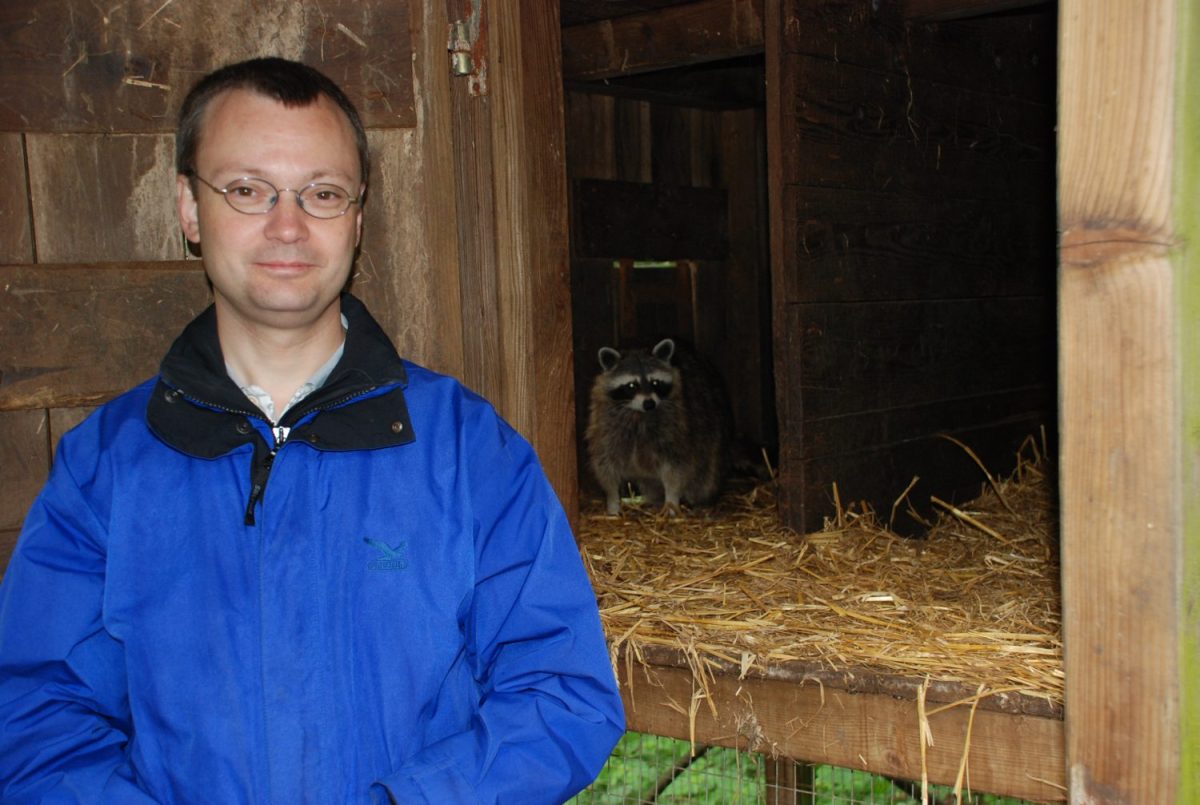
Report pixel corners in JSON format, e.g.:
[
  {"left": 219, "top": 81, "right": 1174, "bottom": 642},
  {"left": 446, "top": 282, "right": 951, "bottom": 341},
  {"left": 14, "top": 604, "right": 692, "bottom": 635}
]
[
  {"left": 244, "top": 451, "right": 276, "bottom": 526},
  {"left": 274, "top": 425, "right": 290, "bottom": 448}
]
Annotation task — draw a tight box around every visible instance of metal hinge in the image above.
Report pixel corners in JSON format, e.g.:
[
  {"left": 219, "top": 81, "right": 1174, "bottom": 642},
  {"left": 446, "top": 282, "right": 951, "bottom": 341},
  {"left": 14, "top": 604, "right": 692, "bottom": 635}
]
[{"left": 447, "top": 0, "right": 488, "bottom": 95}]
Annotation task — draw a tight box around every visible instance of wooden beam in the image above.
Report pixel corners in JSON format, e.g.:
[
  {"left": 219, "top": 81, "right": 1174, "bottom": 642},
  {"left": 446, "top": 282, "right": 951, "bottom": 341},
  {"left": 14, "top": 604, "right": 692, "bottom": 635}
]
[
  {"left": 564, "top": 61, "right": 765, "bottom": 111},
  {"left": 616, "top": 658, "right": 1066, "bottom": 802},
  {"left": 0, "top": 135, "right": 32, "bottom": 264},
  {"left": 562, "top": 0, "right": 764, "bottom": 81},
  {"left": 0, "top": 0, "right": 415, "bottom": 132},
  {"left": 0, "top": 262, "right": 210, "bottom": 411},
  {"left": 447, "top": 0, "right": 580, "bottom": 519},
  {"left": 903, "top": 0, "right": 1051, "bottom": 21},
  {"left": 0, "top": 409, "right": 49, "bottom": 532},
  {"left": 1058, "top": 0, "right": 1193, "bottom": 801},
  {"left": 26, "top": 134, "right": 180, "bottom": 263}
]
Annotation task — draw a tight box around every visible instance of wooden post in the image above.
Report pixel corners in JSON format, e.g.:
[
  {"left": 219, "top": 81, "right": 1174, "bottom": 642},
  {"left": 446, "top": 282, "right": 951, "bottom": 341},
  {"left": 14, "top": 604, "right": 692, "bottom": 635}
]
[
  {"left": 445, "top": 0, "right": 579, "bottom": 519},
  {"left": 1058, "top": 0, "right": 1198, "bottom": 801}
]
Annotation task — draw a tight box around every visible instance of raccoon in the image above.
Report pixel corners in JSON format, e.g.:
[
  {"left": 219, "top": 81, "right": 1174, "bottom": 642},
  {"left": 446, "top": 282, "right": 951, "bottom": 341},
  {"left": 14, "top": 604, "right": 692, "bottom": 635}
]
[{"left": 585, "top": 338, "right": 730, "bottom": 515}]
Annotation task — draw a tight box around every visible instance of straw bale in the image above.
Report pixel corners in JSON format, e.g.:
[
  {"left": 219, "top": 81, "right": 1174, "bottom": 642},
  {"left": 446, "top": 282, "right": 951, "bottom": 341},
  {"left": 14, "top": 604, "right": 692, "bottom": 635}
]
[{"left": 578, "top": 438, "right": 1062, "bottom": 715}]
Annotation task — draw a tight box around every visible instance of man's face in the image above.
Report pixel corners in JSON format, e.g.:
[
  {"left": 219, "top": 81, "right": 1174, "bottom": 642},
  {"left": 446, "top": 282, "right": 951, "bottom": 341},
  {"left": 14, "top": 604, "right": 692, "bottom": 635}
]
[{"left": 176, "top": 89, "right": 364, "bottom": 334}]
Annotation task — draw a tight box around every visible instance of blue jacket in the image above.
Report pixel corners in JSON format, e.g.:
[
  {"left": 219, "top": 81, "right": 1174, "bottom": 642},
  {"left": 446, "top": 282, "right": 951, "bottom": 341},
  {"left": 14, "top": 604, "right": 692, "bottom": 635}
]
[{"left": 0, "top": 295, "right": 625, "bottom": 803}]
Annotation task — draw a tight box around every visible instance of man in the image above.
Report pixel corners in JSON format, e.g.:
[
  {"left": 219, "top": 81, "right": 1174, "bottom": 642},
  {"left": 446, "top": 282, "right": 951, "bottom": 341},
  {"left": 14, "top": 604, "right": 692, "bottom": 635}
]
[{"left": 0, "top": 58, "right": 625, "bottom": 803}]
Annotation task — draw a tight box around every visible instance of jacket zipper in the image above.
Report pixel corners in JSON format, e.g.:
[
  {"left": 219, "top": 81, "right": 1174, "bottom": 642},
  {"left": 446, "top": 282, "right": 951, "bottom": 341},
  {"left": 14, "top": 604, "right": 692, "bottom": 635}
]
[
  {"left": 169, "top": 384, "right": 381, "bottom": 526},
  {"left": 240, "top": 387, "right": 379, "bottom": 526},
  {"left": 244, "top": 442, "right": 280, "bottom": 526}
]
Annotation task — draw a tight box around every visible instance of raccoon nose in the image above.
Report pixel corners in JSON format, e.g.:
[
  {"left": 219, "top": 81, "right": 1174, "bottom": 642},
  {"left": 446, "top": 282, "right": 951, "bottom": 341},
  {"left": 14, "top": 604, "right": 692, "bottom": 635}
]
[{"left": 642, "top": 398, "right": 657, "bottom": 412}]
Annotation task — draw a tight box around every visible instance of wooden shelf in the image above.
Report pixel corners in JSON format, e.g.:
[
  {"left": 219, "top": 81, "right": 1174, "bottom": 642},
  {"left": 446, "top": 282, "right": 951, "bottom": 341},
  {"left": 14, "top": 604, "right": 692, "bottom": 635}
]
[{"left": 617, "top": 646, "right": 1065, "bottom": 802}]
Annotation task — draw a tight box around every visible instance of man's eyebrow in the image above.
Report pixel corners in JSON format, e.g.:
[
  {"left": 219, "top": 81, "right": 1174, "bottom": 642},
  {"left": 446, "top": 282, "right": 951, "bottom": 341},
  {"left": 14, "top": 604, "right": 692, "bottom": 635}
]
[
  {"left": 303, "top": 168, "right": 358, "bottom": 184},
  {"left": 207, "top": 167, "right": 359, "bottom": 185}
]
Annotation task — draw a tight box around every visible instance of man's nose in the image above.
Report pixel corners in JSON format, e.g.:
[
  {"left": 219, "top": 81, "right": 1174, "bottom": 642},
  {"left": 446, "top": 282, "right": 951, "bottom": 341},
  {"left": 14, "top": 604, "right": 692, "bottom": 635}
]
[{"left": 263, "top": 191, "right": 309, "bottom": 241}]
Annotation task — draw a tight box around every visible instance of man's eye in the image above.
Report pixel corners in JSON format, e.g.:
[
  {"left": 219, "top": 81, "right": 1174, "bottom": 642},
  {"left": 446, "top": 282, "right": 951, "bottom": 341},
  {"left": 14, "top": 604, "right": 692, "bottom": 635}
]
[
  {"left": 228, "top": 185, "right": 261, "bottom": 198},
  {"left": 314, "top": 188, "right": 345, "bottom": 202}
]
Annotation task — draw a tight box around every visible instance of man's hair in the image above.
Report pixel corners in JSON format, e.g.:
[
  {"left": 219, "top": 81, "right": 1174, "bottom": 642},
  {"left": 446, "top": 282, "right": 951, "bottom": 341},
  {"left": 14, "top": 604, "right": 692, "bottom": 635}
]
[{"left": 176, "top": 57, "right": 370, "bottom": 188}]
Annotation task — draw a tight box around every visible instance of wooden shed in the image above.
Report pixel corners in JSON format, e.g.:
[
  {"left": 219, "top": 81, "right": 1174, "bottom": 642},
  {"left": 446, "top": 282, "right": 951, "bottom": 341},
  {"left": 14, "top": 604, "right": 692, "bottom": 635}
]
[{"left": 0, "top": 0, "right": 1195, "bottom": 802}]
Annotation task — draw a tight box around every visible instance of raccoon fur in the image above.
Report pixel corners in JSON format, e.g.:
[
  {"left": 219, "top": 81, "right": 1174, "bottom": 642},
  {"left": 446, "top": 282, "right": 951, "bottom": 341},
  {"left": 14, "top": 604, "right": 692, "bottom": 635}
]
[{"left": 585, "top": 338, "right": 730, "bottom": 515}]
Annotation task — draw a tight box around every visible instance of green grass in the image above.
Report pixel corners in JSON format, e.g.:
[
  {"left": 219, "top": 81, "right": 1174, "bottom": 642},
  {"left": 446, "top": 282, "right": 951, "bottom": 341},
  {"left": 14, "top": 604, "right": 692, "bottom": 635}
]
[{"left": 571, "top": 732, "right": 1034, "bottom": 804}]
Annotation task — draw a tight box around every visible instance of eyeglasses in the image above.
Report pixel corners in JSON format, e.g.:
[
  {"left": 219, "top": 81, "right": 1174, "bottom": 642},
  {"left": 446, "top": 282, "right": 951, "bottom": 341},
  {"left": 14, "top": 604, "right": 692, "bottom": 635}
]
[{"left": 190, "top": 174, "right": 361, "bottom": 219}]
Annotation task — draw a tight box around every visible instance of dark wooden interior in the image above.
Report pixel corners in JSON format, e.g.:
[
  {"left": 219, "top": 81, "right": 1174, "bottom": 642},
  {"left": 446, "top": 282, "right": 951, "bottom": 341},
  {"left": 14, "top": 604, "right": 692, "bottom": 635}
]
[
  {"left": 564, "top": 0, "right": 1057, "bottom": 533},
  {"left": 559, "top": 5, "right": 1064, "bottom": 799}
]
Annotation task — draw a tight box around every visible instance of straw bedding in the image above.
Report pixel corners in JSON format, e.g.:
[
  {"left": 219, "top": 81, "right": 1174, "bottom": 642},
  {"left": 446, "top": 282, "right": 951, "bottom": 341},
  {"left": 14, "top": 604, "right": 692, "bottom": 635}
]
[{"left": 577, "top": 436, "right": 1062, "bottom": 712}]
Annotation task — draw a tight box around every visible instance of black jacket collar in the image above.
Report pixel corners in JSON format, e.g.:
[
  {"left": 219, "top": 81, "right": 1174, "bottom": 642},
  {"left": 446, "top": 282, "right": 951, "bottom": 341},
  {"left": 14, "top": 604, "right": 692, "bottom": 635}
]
[{"left": 147, "top": 294, "right": 416, "bottom": 458}]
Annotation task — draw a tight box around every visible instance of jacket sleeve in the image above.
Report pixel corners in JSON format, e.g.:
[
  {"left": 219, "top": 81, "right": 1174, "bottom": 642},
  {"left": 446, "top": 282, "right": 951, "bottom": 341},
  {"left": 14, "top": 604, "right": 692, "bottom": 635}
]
[
  {"left": 0, "top": 447, "right": 159, "bottom": 804},
  {"left": 374, "top": 421, "right": 625, "bottom": 804}
]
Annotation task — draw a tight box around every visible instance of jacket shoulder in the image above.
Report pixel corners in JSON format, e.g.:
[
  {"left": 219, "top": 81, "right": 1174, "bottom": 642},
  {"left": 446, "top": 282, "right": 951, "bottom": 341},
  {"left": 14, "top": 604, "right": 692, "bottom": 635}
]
[
  {"left": 401, "top": 361, "right": 493, "bottom": 412},
  {"left": 399, "top": 361, "right": 527, "bottom": 447},
  {"left": 55, "top": 377, "right": 159, "bottom": 454}
]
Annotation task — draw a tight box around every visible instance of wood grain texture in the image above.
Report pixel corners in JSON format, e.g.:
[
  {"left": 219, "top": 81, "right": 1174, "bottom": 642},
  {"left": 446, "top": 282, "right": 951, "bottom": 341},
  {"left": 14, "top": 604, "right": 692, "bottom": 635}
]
[
  {"left": 561, "top": 0, "right": 764, "bottom": 81},
  {"left": 902, "top": 0, "right": 1051, "bottom": 21},
  {"left": 490, "top": 0, "right": 579, "bottom": 518},
  {"left": 26, "top": 133, "right": 181, "bottom": 263},
  {"left": 0, "top": 0, "right": 415, "bottom": 132},
  {"left": 782, "top": 185, "right": 1055, "bottom": 305},
  {"left": 717, "top": 108, "right": 772, "bottom": 449},
  {"left": 1058, "top": 0, "right": 1188, "bottom": 800},
  {"left": 356, "top": 128, "right": 464, "bottom": 377},
  {"left": 571, "top": 179, "right": 729, "bottom": 260},
  {"left": 769, "top": 0, "right": 1055, "bottom": 534},
  {"left": 377, "top": 0, "right": 465, "bottom": 380},
  {"left": 451, "top": 0, "right": 578, "bottom": 517},
  {"left": 788, "top": 298, "right": 1052, "bottom": 419},
  {"left": 0, "top": 528, "right": 19, "bottom": 578},
  {"left": 0, "top": 134, "right": 33, "bottom": 264},
  {"left": 613, "top": 99, "right": 652, "bottom": 183},
  {"left": 1059, "top": 252, "right": 1178, "bottom": 802},
  {"left": 0, "top": 262, "right": 210, "bottom": 411},
  {"left": 447, "top": 81, "right": 505, "bottom": 408},
  {"left": 0, "top": 409, "right": 49, "bottom": 532},
  {"left": 764, "top": 0, "right": 790, "bottom": 509},
  {"left": 649, "top": 105, "right": 695, "bottom": 187},
  {"left": 778, "top": 53, "right": 1052, "bottom": 201},
  {"left": 565, "top": 92, "right": 617, "bottom": 180},
  {"left": 617, "top": 657, "right": 1066, "bottom": 801},
  {"left": 783, "top": 2, "right": 1054, "bottom": 100}
]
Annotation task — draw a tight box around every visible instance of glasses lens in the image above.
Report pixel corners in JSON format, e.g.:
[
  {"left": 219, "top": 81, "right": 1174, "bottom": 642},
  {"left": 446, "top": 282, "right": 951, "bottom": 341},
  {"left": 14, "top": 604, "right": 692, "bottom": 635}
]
[
  {"left": 298, "top": 184, "right": 354, "bottom": 218},
  {"left": 221, "top": 178, "right": 276, "bottom": 214}
]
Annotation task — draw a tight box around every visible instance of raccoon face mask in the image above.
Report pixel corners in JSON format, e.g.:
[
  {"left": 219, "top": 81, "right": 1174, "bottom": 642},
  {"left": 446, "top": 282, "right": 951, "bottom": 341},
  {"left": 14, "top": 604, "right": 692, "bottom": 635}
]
[{"left": 597, "top": 339, "right": 677, "bottom": 413}]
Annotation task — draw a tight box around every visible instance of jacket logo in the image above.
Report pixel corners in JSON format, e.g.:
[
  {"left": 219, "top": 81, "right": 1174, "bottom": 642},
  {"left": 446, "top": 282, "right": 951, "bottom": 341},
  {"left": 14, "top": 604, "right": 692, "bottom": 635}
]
[{"left": 364, "top": 538, "right": 409, "bottom": 572}]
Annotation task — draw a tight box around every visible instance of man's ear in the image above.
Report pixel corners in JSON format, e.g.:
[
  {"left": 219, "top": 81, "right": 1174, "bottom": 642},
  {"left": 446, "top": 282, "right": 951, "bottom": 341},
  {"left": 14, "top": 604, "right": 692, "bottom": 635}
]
[
  {"left": 176, "top": 174, "right": 201, "bottom": 244},
  {"left": 355, "top": 183, "right": 366, "bottom": 247}
]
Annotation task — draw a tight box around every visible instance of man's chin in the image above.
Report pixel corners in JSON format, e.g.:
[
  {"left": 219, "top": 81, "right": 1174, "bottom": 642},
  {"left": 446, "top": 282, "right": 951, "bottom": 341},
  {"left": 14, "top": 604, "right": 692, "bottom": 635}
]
[{"left": 214, "top": 291, "right": 342, "bottom": 331}]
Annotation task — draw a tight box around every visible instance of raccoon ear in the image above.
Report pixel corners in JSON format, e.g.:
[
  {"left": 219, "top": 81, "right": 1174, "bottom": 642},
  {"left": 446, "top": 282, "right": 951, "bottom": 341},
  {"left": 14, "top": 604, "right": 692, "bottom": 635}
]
[
  {"left": 652, "top": 338, "right": 675, "bottom": 363},
  {"left": 598, "top": 347, "right": 621, "bottom": 372}
]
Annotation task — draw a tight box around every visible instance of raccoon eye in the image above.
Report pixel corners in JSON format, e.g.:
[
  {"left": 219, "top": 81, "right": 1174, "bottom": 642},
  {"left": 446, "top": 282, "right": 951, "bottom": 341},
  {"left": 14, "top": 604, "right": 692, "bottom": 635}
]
[
  {"left": 625, "top": 381, "right": 638, "bottom": 392},
  {"left": 650, "top": 380, "right": 665, "bottom": 392}
]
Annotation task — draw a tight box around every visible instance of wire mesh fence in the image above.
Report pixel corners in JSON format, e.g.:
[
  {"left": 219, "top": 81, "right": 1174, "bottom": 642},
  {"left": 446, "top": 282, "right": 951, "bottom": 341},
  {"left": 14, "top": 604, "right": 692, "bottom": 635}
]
[{"left": 571, "top": 732, "right": 1040, "bottom": 805}]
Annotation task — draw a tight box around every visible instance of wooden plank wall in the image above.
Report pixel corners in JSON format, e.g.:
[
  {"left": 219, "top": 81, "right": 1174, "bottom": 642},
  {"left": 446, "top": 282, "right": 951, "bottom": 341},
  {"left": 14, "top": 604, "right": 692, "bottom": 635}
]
[
  {"left": 768, "top": 1, "right": 1057, "bottom": 533},
  {"left": 0, "top": 0, "right": 479, "bottom": 572},
  {"left": 564, "top": 90, "right": 774, "bottom": 496}
]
